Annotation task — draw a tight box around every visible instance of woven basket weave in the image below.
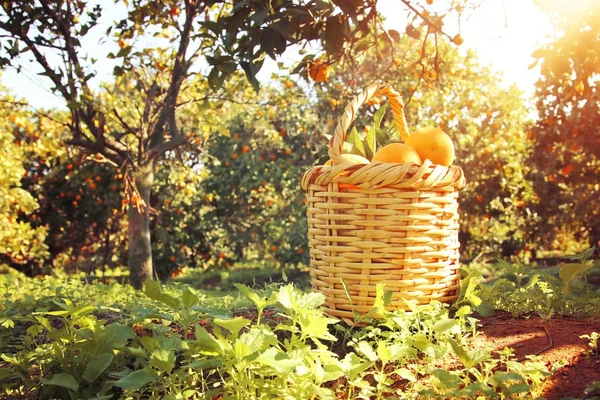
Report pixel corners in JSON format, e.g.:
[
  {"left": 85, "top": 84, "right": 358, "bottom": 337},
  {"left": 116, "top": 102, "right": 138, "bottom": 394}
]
[{"left": 300, "top": 81, "right": 466, "bottom": 324}]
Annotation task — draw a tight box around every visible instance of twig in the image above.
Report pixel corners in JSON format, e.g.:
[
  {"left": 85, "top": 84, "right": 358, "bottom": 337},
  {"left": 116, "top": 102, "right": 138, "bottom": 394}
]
[{"left": 518, "top": 325, "right": 553, "bottom": 361}]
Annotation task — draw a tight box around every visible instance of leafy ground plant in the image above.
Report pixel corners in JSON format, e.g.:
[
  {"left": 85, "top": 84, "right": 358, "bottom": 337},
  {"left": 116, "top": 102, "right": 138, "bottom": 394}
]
[{"left": 0, "top": 261, "right": 598, "bottom": 399}]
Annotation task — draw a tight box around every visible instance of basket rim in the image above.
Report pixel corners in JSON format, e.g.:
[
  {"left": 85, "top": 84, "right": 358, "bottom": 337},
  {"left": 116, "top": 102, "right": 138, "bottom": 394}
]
[{"left": 301, "top": 159, "right": 465, "bottom": 191}]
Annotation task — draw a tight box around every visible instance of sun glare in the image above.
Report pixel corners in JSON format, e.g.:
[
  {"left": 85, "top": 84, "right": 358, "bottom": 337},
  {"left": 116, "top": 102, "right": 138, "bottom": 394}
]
[{"left": 379, "top": 0, "right": 557, "bottom": 98}]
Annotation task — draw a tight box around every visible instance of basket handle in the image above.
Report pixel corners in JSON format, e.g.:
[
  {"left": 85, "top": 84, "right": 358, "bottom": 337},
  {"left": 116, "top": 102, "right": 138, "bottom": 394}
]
[{"left": 328, "top": 81, "right": 410, "bottom": 165}]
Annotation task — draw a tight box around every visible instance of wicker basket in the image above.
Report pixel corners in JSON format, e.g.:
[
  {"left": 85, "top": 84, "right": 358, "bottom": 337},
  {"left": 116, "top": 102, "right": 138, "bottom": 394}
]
[{"left": 300, "top": 81, "right": 466, "bottom": 324}]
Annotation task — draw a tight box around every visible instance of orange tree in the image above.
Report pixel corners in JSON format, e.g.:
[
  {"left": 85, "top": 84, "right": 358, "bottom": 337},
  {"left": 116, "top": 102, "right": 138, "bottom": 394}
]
[
  {"left": 0, "top": 0, "right": 384, "bottom": 288},
  {"left": 23, "top": 157, "right": 127, "bottom": 273},
  {"left": 309, "top": 38, "right": 536, "bottom": 260},
  {"left": 0, "top": 83, "right": 53, "bottom": 271},
  {"left": 528, "top": 0, "right": 600, "bottom": 254},
  {"left": 199, "top": 77, "right": 322, "bottom": 267}
]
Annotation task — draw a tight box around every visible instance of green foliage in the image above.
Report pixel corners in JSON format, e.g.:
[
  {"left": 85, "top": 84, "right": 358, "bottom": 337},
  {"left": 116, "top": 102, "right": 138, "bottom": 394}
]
[
  {"left": 0, "top": 84, "right": 50, "bottom": 269},
  {"left": 1, "top": 267, "right": 577, "bottom": 399},
  {"left": 201, "top": 89, "right": 316, "bottom": 266},
  {"left": 470, "top": 249, "right": 600, "bottom": 318},
  {"left": 529, "top": 0, "right": 600, "bottom": 253}
]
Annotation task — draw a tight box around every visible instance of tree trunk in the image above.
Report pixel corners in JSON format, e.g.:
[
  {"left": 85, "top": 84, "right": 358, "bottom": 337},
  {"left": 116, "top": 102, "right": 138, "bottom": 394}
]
[{"left": 128, "top": 162, "right": 154, "bottom": 289}]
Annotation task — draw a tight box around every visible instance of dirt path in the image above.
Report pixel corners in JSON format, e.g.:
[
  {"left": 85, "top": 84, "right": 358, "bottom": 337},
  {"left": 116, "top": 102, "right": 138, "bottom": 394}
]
[{"left": 475, "top": 313, "right": 600, "bottom": 399}]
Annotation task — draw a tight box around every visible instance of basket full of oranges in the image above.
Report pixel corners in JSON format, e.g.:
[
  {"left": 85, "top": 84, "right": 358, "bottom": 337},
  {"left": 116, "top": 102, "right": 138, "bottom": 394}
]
[{"left": 300, "top": 81, "right": 466, "bottom": 324}]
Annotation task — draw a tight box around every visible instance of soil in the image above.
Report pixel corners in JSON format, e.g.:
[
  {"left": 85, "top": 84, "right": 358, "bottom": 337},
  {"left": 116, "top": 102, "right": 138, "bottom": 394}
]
[{"left": 475, "top": 312, "right": 600, "bottom": 399}]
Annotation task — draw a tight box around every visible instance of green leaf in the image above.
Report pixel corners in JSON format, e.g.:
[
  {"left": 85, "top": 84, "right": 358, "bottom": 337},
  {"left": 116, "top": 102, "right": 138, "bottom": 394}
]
[
  {"left": 94, "top": 323, "right": 135, "bottom": 355},
  {"left": 460, "top": 382, "right": 495, "bottom": 397},
  {"left": 240, "top": 61, "right": 260, "bottom": 93},
  {"left": 150, "top": 348, "right": 175, "bottom": 373},
  {"left": 474, "top": 301, "right": 495, "bottom": 317},
  {"left": 347, "top": 127, "right": 366, "bottom": 157},
  {"left": 144, "top": 280, "right": 180, "bottom": 309},
  {"left": 559, "top": 262, "right": 592, "bottom": 294},
  {"left": 357, "top": 341, "right": 378, "bottom": 362},
  {"left": 83, "top": 353, "right": 114, "bottom": 382},
  {"left": 114, "top": 368, "right": 156, "bottom": 390},
  {"left": 448, "top": 338, "right": 473, "bottom": 368},
  {"left": 493, "top": 371, "right": 524, "bottom": 383},
  {"left": 565, "top": 246, "right": 595, "bottom": 261},
  {"left": 254, "top": 347, "right": 301, "bottom": 374},
  {"left": 376, "top": 342, "right": 391, "bottom": 364},
  {"left": 237, "top": 326, "right": 277, "bottom": 356},
  {"left": 234, "top": 283, "right": 268, "bottom": 310},
  {"left": 507, "top": 383, "right": 532, "bottom": 395},
  {"left": 213, "top": 317, "right": 251, "bottom": 338},
  {"left": 298, "top": 313, "right": 335, "bottom": 340},
  {"left": 340, "top": 352, "right": 373, "bottom": 378},
  {"left": 260, "top": 27, "right": 286, "bottom": 59},
  {"left": 185, "top": 358, "right": 223, "bottom": 370},
  {"left": 207, "top": 67, "right": 226, "bottom": 92},
  {"left": 181, "top": 288, "right": 200, "bottom": 309},
  {"left": 0, "top": 318, "right": 14, "bottom": 328},
  {"left": 194, "top": 324, "right": 224, "bottom": 355},
  {"left": 372, "top": 282, "right": 392, "bottom": 310},
  {"left": 72, "top": 304, "right": 96, "bottom": 318},
  {"left": 524, "top": 273, "right": 540, "bottom": 289},
  {"left": 325, "top": 14, "right": 346, "bottom": 56},
  {"left": 432, "top": 369, "right": 461, "bottom": 389},
  {"left": 116, "top": 45, "right": 132, "bottom": 58},
  {"left": 455, "top": 305, "right": 472, "bottom": 317},
  {"left": 41, "top": 373, "right": 79, "bottom": 392},
  {"left": 364, "top": 103, "right": 386, "bottom": 159},
  {"left": 433, "top": 318, "right": 456, "bottom": 333}
]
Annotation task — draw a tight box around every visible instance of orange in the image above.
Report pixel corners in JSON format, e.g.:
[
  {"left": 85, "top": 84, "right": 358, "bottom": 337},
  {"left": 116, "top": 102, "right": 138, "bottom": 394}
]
[
  {"left": 405, "top": 127, "right": 455, "bottom": 166},
  {"left": 308, "top": 60, "right": 331, "bottom": 83},
  {"left": 371, "top": 143, "right": 422, "bottom": 165},
  {"left": 453, "top": 34, "right": 464, "bottom": 46}
]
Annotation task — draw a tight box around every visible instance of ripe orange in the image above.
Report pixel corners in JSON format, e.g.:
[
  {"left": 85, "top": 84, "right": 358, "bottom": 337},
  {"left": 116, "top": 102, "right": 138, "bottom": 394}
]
[
  {"left": 371, "top": 143, "right": 422, "bottom": 165},
  {"left": 241, "top": 145, "right": 250, "bottom": 153},
  {"left": 284, "top": 148, "right": 292, "bottom": 156},
  {"left": 308, "top": 60, "right": 331, "bottom": 83},
  {"left": 453, "top": 34, "right": 464, "bottom": 46},
  {"left": 405, "top": 127, "right": 455, "bottom": 166}
]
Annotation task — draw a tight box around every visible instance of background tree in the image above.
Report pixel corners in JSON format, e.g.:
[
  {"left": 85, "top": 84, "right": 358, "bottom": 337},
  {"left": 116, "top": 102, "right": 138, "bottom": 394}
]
[
  {"left": 0, "top": 83, "right": 51, "bottom": 271},
  {"left": 528, "top": 0, "right": 600, "bottom": 254},
  {"left": 0, "top": 0, "right": 381, "bottom": 288}
]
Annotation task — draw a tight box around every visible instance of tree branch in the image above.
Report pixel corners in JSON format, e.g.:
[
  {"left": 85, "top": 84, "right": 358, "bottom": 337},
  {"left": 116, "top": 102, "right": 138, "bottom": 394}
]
[{"left": 147, "top": 2, "right": 200, "bottom": 159}]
